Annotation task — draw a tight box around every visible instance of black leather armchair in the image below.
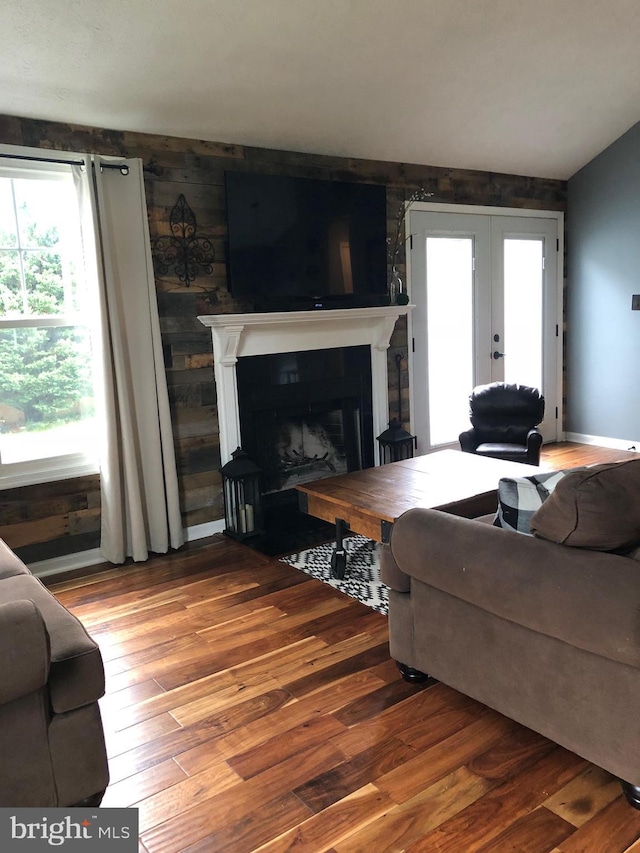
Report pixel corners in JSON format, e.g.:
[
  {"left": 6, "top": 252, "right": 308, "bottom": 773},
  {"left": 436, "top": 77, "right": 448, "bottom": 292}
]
[{"left": 458, "top": 382, "right": 545, "bottom": 465}]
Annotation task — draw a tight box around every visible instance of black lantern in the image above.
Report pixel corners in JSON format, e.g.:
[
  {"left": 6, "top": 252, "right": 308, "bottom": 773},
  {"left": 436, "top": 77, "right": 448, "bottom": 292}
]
[
  {"left": 377, "top": 352, "right": 417, "bottom": 463},
  {"left": 377, "top": 418, "right": 417, "bottom": 464},
  {"left": 220, "top": 447, "right": 264, "bottom": 540}
]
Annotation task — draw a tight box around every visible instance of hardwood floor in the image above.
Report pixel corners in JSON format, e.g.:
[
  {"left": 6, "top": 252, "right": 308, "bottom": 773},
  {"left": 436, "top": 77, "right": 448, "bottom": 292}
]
[{"left": 48, "top": 443, "right": 640, "bottom": 852}]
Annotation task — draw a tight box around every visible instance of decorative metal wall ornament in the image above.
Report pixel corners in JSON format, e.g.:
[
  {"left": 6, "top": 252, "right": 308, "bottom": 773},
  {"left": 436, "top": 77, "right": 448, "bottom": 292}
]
[{"left": 152, "top": 194, "right": 215, "bottom": 286}]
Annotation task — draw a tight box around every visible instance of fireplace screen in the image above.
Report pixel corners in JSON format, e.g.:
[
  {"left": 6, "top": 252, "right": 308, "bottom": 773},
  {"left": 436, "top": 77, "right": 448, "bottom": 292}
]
[
  {"left": 269, "top": 405, "right": 363, "bottom": 491},
  {"left": 236, "top": 346, "right": 373, "bottom": 495}
]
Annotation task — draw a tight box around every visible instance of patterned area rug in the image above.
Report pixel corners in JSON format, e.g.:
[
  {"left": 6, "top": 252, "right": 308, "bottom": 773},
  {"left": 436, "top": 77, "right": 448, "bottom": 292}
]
[{"left": 280, "top": 535, "right": 388, "bottom": 615}]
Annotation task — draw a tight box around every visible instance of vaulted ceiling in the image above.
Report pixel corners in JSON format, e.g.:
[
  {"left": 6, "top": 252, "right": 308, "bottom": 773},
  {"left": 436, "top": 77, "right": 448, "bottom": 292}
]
[{"left": 3, "top": 0, "right": 640, "bottom": 179}]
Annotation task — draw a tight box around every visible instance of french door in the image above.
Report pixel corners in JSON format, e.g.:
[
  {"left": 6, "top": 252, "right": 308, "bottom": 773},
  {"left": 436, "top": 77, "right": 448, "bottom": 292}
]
[{"left": 408, "top": 208, "right": 561, "bottom": 453}]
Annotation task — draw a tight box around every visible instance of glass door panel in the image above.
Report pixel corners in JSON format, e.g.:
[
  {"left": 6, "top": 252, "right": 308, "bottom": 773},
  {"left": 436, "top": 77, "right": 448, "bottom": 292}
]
[
  {"left": 503, "top": 238, "right": 543, "bottom": 390},
  {"left": 491, "top": 216, "right": 558, "bottom": 440},
  {"left": 426, "top": 237, "right": 474, "bottom": 446}
]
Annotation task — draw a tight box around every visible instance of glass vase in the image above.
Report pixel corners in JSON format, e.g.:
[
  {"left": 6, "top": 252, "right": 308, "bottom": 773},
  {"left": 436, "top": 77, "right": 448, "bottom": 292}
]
[{"left": 389, "top": 267, "right": 402, "bottom": 304}]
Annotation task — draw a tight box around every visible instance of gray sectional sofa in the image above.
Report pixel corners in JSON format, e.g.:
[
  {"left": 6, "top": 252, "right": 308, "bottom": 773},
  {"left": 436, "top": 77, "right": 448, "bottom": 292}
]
[
  {"left": 382, "top": 457, "right": 640, "bottom": 807},
  {"left": 0, "top": 538, "right": 109, "bottom": 806}
]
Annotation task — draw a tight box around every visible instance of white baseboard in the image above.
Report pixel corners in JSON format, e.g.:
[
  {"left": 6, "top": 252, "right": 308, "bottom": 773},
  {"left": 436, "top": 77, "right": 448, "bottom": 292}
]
[
  {"left": 185, "top": 519, "right": 226, "bottom": 541},
  {"left": 29, "top": 518, "right": 227, "bottom": 578},
  {"left": 30, "top": 548, "right": 106, "bottom": 579},
  {"left": 564, "top": 432, "right": 640, "bottom": 452}
]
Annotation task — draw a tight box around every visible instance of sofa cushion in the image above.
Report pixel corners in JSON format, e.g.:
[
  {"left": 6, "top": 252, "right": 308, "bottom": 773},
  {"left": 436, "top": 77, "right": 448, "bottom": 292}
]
[
  {"left": 476, "top": 443, "right": 529, "bottom": 458},
  {"left": 0, "top": 575, "right": 105, "bottom": 713},
  {"left": 530, "top": 458, "right": 640, "bottom": 550},
  {"left": 495, "top": 469, "right": 574, "bottom": 535},
  {"left": 0, "top": 538, "right": 31, "bottom": 580}
]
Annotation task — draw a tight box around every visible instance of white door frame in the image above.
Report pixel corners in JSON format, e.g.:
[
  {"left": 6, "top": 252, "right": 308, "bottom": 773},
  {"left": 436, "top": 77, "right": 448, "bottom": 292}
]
[{"left": 405, "top": 202, "right": 565, "bottom": 450}]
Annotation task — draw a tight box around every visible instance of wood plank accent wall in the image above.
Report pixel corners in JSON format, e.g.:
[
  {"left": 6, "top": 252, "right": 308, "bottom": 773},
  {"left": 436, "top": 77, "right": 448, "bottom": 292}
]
[{"left": 0, "top": 114, "right": 567, "bottom": 561}]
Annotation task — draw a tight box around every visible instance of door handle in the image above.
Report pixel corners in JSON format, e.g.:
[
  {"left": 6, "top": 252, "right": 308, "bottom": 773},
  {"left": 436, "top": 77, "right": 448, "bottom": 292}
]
[{"left": 493, "top": 351, "right": 505, "bottom": 359}]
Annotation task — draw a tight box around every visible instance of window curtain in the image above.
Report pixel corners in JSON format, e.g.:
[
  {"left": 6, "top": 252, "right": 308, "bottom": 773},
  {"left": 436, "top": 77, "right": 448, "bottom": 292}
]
[{"left": 75, "top": 156, "right": 184, "bottom": 564}]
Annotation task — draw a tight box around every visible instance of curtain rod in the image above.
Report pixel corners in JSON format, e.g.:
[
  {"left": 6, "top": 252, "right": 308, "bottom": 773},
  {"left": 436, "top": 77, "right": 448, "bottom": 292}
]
[
  {"left": 0, "top": 152, "right": 130, "bottom": 174},
  {"left": 0, "top": 152, "right": 84, "bottom": 167}
]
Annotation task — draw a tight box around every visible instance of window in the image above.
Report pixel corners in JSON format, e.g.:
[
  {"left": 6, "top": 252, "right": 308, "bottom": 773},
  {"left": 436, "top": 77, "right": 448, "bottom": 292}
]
[{"left": 0, "top": 158, "right": 100, "bottom": 488}]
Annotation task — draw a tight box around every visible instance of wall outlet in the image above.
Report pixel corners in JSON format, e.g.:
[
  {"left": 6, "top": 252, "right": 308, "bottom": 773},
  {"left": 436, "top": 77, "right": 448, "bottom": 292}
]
[{"left": 632, "top": 295, "right": 640, "bottom": 310}]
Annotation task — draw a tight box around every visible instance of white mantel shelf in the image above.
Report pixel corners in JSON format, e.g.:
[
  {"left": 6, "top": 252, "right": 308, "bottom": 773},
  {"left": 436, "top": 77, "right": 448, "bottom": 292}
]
[
  {"left": 197, "top": 305, "right": 413, "bottom": 359},
  {"left": 198, "top": 305, "right": 414, "bottom": 465}
]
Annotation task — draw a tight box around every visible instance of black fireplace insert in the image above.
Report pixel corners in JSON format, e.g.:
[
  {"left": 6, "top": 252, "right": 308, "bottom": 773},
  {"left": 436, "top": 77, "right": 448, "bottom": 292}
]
[{"left": 236, "top": 345, "right": 374, "bottom": 554}]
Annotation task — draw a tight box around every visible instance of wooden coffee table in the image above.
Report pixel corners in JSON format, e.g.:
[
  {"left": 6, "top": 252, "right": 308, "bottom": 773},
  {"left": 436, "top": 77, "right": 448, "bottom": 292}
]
[{"left": 296, "top": 449, "right": 542, "bottom": 577}]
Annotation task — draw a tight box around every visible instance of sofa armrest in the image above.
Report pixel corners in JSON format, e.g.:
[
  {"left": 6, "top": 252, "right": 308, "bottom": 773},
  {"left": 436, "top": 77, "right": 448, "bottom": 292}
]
[
  {"left": 524, "top": 428, "right": 543, "bottom": 464},
  {"left": 458, "top": 427, "right": 478, "bottom": 452},
  {"left": 389, "top": 507, "right": 640, "bottom": 667},
  {"left": 380, "top": 544, "right": 410, "bottom": 592},
  {"left": 0, "top": 600, "right": 50, "bottom": 704}
]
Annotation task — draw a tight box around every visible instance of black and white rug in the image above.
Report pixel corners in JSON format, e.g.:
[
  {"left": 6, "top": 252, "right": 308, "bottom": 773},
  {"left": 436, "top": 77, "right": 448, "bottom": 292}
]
[{"left": 280, "top": 535, "right": 388, "bottom": 615}]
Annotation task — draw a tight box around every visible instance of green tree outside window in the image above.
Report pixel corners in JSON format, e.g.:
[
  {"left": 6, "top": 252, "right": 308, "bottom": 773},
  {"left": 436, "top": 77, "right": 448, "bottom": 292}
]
[{"left": 0, "top": 189, "right": 94, "bottom": 434}]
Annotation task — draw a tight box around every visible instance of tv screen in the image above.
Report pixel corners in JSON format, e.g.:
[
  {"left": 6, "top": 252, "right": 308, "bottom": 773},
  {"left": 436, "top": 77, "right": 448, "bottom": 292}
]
[{"left": 225, "top": 171, "right": 388, "bottom": 309}]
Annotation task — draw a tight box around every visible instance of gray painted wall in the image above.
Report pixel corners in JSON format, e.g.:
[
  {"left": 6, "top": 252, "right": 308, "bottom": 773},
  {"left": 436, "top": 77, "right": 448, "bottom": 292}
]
[{"left": 567, "top": 120, "right": 640, "bottom": 443}]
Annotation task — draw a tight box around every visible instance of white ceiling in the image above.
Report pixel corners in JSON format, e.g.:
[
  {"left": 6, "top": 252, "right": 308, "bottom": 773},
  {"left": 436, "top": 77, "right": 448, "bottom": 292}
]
[{"left": 3, "top": 0, "right": 640, "bottom": 180}]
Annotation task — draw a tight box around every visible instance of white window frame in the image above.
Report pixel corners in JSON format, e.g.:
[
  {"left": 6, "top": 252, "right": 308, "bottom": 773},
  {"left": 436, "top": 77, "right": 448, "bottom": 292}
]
[{"left": 0, "top": 146, "right": 100, "bottom": 490}]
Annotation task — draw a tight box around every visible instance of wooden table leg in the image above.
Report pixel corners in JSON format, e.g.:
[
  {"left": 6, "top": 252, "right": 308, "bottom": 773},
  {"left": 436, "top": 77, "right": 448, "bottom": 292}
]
[{"left": 330, "top": 517, "right": 350, "bottom": 579}]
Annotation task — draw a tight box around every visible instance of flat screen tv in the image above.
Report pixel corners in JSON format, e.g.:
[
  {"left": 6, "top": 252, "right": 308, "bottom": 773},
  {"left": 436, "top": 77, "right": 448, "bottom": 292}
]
[{"left": 225, "top": 171, "right": 388, "bottom": 310}]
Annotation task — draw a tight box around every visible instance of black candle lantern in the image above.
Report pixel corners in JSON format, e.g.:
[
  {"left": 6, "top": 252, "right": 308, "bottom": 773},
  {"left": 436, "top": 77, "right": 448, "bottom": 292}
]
[
  {"left": 377, "top": 418, "right": 417, "bottom": 464},
  {"left": 377, "top": 352, "right": 417, "bottom": 463},
  {"left": 220, "top": 447, "right": 264, "bottom": 540}
]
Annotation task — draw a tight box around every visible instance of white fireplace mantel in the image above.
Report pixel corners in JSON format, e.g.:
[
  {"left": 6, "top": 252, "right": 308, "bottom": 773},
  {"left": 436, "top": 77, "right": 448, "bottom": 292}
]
[{"left": 198, "top": 305, "right": 413, "bottom": 466}]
